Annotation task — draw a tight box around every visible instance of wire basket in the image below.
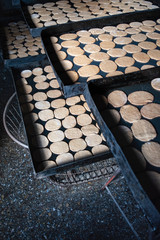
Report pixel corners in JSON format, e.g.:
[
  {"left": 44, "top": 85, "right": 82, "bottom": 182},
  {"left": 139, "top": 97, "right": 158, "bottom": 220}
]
[{"left": 3, "top": 93, "right": 118, "bottom": 185}]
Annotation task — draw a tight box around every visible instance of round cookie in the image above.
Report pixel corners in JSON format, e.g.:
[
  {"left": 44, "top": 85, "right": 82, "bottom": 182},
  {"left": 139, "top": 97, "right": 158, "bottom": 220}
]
[
  {"left": 21, "top": 70, "right": 32, "bottom": 78},
  {"left": 108, "top": 90, "right": 127, "bottom": 108},
  {"left": 84, "top": 44, "right": 101, "bottom": 53},
  {"left": 66, "top": 96, "right": 80, "bottom": 106},
  {"left": 138, "top": 41, "right": 156, "bottom": 50},
  {"left": 73, "top": 55, "right": 92, "bottom": 66},
  {"left": 61, "top": 40, "right": 80, "bottom": 48},
  {"left": 67, "top": 47, "right": 84, "bottom": 56},
  {"left": 33, "top": 75, "right": 47, "bottom": 83},
  {"left": 115, "top": 56, "right": 135, "bottom": 67},
  {"left": 133, "top": 52, "right": 150, "bottom": 63},
  {"left": 147, "top": 49, "right": 160, "bottom": 61},
  {"left": 54, "top": 107, "right": 69, "bottom": 119},
  {"left": 77, "top": 114, "right": 92, "bottom": 126},
  {"left": 101, "top": 109, "right": 120, "bottom": 128},
  {"left": 69, "top": 138, "right": 87, "bottom": 152},
  {"left": 140, "top": 103, "right": 160, "bottom": 119},
  {"left": 142, "top": 142, "right": 160, "bottom": 167},
  {"left": 81, "top": 124, "right": 99, "bottom": 136},
  {"left": 74, "top": 150, "right": 92, "bottom": 160},
  {"left": 85, "top": 134, "right": 102, "bottom": 147},
  {"left": 38, "top": 109, "right": 54, "bottom": 121},
  {"left": 69, "top": 105, "right": 86, "bottom": 115},
  {"left": 78, "top": 36, "right": 95, "bottom": 44},
  {"left": 98, "top": 34, "right": 113, "bottom": 42},
  {"left": 32, "top": 67, "right": 43, "bottom": 76},
  {"left": 131, "top": 33, "right": 147, "bottom": 42},
  {"left": 146, "top": 32, "right": 160, "bottom": 40},
  {"left": 65, "top": 128, "right": 82, "bottom": 139},
  {"left": 107, "top": 48, "right": 126, "bottom": 57},
  {"left": 48, "top": 130, "right": 64, "bottom": 142},
  {"left": 92, "top": 144, "right": 109, "bottom": 155},
  {"left": 47, "top": 89, "right": 61, "bottom": 98},
  {"left": 60, "top": 33, "right": 77, "bottom": 40},
  {"left": 99, "top": 60, "right": 117, "bottom": 73},
  {"left": 120, "top": 105, "right": 141, "bottom": 123},
  {"left": 112, "top": 125, "right": 133, "bottom": 147},
  {"left": 35, "top": 82, "right": 49, "bottom": 90},
  {"left": 151, "top": 78, "right": 160, "bottom": 91},
  {"left": 125, "top": 66, "right": 139, "bottom": 73},
  {"left": 78, "top": 65, "right": 99, "bottom": 77},
  {"left": 50, "top": 141, "right": 69, "bottom": 154},
  {"left": 35, "top": 101, "right": 50, "bottom": 110},
  {"left": 131, "top": 119, "right": 157, "bottom": 142},
  {"left": 45, "top": 119, "right": 61, "bottom": 131},
  {"left": 123, "top": 44, "right": 141, "bottom": 54},
  {"left": 128, "top": 91, "right": 154, "bottom": 106},
  {"left": 89, "top": 52, "right": 109, "bottom": 61},
  {"left": 33, "top": 148, "right": 52, "bottom": 162},
  {"left": 51, "top": 99, "right": 66, "bottom": 108},
  {"left": 31, "top": 135, "right": 49, "bottom": 148},
  {"left": 100, "top": 41, "right": 115, "bottom": 50},
  {"left": 62, "top": 115, "right": 76, "bottom": 129},
  {"left": 27, "top": 123, "right": 44, "bottom": 135},
  {"left": 56, "top": 153, "right": 73, "bottom": 165},
  {"left": 114, "top": 37, "right": 132, "bottom": 45},
  {"left": 33, "top": 92, "right": 47, "bottom": 101}
]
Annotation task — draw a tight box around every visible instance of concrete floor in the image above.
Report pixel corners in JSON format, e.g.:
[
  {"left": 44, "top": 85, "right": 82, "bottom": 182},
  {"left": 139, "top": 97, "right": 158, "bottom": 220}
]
[{"left": 0, "top": 61, "right": 151, "bottom": 240}]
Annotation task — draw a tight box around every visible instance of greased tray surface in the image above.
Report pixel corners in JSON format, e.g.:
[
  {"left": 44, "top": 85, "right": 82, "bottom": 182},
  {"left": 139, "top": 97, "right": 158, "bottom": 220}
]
[
  {"left": 10, "top": 58, "right": 112, "bottom": 179},
  {"left": 21, "top": 0, "right": 160, "bottom": 37},
  {"left": 0, "top": 14, "right": 45, "bottom": 66},
  {"left": 41, "top": 8, "right": 160, "bottom": 97},
  {"left": 85, "top": 67, "right": 160, "bottom": 231}
]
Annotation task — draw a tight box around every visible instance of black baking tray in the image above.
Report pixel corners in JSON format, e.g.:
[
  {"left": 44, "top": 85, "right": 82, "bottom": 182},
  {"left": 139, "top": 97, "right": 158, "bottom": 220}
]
[
  {"left": 21, "top": 0, "right": 160, "bottom": 37},
  {"left": 41, "top": 8, "right": 160, "bottom": 98},
  {"left": 0, "top": 10, "right": 46, "bottom": 67},
  {"left": 84, "top": 66, "right": 160, "bottom": 234},
  {"left": 10, "top": 57, "right": 113, "bottom": 179}
]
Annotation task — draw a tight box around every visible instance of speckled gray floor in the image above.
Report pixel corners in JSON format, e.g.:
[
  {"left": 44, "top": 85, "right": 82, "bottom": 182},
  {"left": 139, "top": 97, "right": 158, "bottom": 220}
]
[{"left": 0, "top": 63, "right": 150, "bottom": 240}]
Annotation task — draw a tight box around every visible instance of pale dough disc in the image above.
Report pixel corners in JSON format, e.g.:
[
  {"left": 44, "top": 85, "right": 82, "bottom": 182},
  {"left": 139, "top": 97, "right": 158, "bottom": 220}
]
[
  {"left": 62, "top": 115, "right": 76, "bottom": 128},
  {"left": 140, "top": 103, "right": 160, "bottom": 119},
  {"left": 51, "top": 99, "right": 66, "bottom": 108},
  {"left": 35, "top": 101, "right": 50, "bottom": 110},
  {"left": 110, "top": 30, "right": 127, "bottom": 37},
  {"left": 40, "top": 16, "right": 52, "bottom": 22},
  {"left": 28, "top": 51, "right": 39, "bottom": 57},
  {"left": 103, "top": 26, "right": 117, "bottom": 32},
  {"left": 47, "top": 72, "right": 56, "bottom": 79},
  {"left": 27, "top": 123, "right": 44, "bottom": 135},
  {"left": 32, "top": 67, "right": 43, "bottom": 76},
  {"left": 76, "top": 30, "right": 91, "bottom": 37},
  {"left": 98, "top": 34, "right": 113, "bottom": 42},
  {"left": 48, "top": 130, "right": 64, "bottom": 142},
  {"left": 99, "top": 60, "right": 117, "bottom": 73},
  {"left": 147, "top": 49, "right": 160, "bottom": 61},
  {"left": 131, "top": 119, "right": 157, "bottom": 142},
  {"left": 133, "top": 52, "right": 150, "bottom": 63},
  {"left": 128, "top": 91, "right": 154, "bottom": 106},
  {"left": 78, "top": 65, "right": 100, "bottom": 77},
  {"left": 73, "top": 55, "right": 92, "bottom": 66},
  {"left": 100, "top": 41, "right": 115, "bottom": 50},
  {"left": 66, "top": 96, "right": 80, "bottom": 106},
  {"left": 131, "top": 33, "right": 147, "bottom": 42},
  {"left": 35, "top": 82, "right": 49, "bottom": 90},
  {"left": 50, "top": 80, "right": 59, "bottom": 89},
  {"left": 87, "top": 75, "right": 103, "bottom": 81},
  {"left": 157, "top": 61, "right": 160, "bottom": 66},
  {"left": 31, "top": 135, "right": 49, "bottom": 148},
  {"left": 146, "top": 32, "right": 160, "bottom": 40},
  {"left": 115, "top": 56, "right": 135, "bottom": 67},
  {"left": 142, "top": 142, "right": 160, "bottom": 167},
  {"left": 77, "top": 114, "right": 92, "bottom": 126},
  {"left": 44, "top": 65, "right": 53, "bottom": 73},
  {"left": 44, "top": 21, "right": 56, "bottom": 27},
  {"left": 54, "top": 107, "right": 69, "bottom": 119},
  {"left": 92, "top": 144, "right": 109, "bottom": 155},
  {"left": 125, "top": 66, "right": 139, "bottom": 74},
  {"left": 138, "top": 41, "right": 156, "bottom": 50},
  {"left": 47, "top": 90, "right": 61, "bottom": 98},
  {"left": 38, "top": 109, "right": 54, "bottom": 121},
  {"left": 101, "top": 109, "right": 120, "bottom": 128},
  {"left": 89, "top": 52, "right": 109, "bottom": 61},
  {"left": 24, "top": 112, "right": 38, "bottom": 124},
  {"left": 50, "top": 141, "right": 69, "bottom": 154},
  {"left": 56, "top": 153, "right": 73, "bottom": 165},
  {"left": 33, "top": 92, "right": 47, "bottom": 101},
  {"left": 81, "top": 124, "right": 99, "bottom": 136},
  {"left": 60, "top": 33, "right": 77, "bottom": 40},
  {"left": 69, "top": 105, "right": 86, "bottom": 115},
  {"left": 156, "top": 39, "right": 160, "bottom": 47},
  {"left": 65, "top": 128, "right": 82, "bottom": 139},
  {"left": 19, "top": 94, "right": 32, "bottom": 103},
  {"left": 57, "top": 51, "right": 67, "bottom": 60},
  {"left": 106, "top": 71, "right": 123, "bottom": 77},
  {"left": 129, "top": 22, "right": 142, "bottom": 28},
  {"left": 151, "top": 78, "right": 160, "bottom": 91},
  {"left": 114, "top": 37, "right": 132, "bottom": 45},
  {"left": 117, "top": 23, "right": 130, "bottom": 30},
  {"left": 61, "top": 40, "right": 80, "bottom": 48},
  {"left": 123, "top": 44, "right": 141, "bottom": 54},
  {"left": 142, "top": 20, "right": 156, "bottom": 27},
  {"left": 123, "top": 147, "right": 146, "bottom": 172},
  {"left": 139, "top": 25, "right": 154, "bottom": 32},
  {"left": 65, "top": 71, "right": 78, "bottom": 82},
  {"left": 37, "top": 161, "right": 56, "bottom": 172},
  {"left": 69, "top": 138, "right": 87, "bottom": 152},
  {"left": 83, "top": 102, "right": 90, "bottom": 111},
  {"left": 33, "top": 148, "right": 52, "bottom": 162},
  {"left": 108, "top": 90, "right": 127, "bottom": 108},
  {"left": 125, "top": 28, "right": 140, "bottom": 35},
  {"left": 84, "top": 44, "right": 101, "bottom": 53},
  {"left": 155, "top": 25, "right": 160, "bottom": 31},
  {"left": 61, "top": 60, "right": 73, "bottom": 70},
  {"left": 45, "top": 119, "right": 61, "bottom": 131},
  {"left": 89, "top": 28, "right": 105, "bottom": 35},
  {"left": 112, "top": 125, "right": 133, "bottom": 147},
  {"left": 21, "top": 70, "right": 32, "bottom": 78},
  {"left": 78, "top": 36, "right": 95, "bottom": 44},
  {"left": 141, "top": 65, "right": 154, "bottom": 70},
  {"left": 107, "top": 48, "right": 126, "bottom": 57},
  {"left": 85, "top": 134, "right": 102, "bottom": 147},
  {"left": 33, "top": 75, "right": 47, "bottom": 83},
  {"left": 74, "top": 150, "right": 92, "bottom": 160},
  {"left": 120, "top": 105, "right": 141, "bottom": 123},
  {"left": 67, "top": 47, "right": 84, "bottom": 56}
]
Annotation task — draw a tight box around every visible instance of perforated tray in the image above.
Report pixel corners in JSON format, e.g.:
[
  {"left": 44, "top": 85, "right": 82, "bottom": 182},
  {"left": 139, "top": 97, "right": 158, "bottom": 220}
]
[
  {"left": 41, "top": 8, "right": 160, "bottom": 97},
  {"left": 84, "top": 66, "right": 160, "bottom": 233}
]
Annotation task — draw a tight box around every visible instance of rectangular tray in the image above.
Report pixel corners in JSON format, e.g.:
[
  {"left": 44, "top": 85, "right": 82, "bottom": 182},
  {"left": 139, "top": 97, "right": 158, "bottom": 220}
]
[
  {"left": 41, "top": 8, "right": 160, "bottom": 98},
  {"left": 10, "top": 57, "right": 114, "bottom": 179},
  {"left": 0, "top": 11, "right": 45, "bottom": 67},
  {"left": 84, "top": 66, "right": 160, "bottom": 233},
  {"left": 21, "top": 0, "right": 160, "bottom": 37}
]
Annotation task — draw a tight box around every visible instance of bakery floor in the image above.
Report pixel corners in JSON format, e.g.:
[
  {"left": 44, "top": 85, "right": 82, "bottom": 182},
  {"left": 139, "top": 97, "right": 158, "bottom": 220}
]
[{"left": 0, "top": 61, "right": 150, "bottom": 240}]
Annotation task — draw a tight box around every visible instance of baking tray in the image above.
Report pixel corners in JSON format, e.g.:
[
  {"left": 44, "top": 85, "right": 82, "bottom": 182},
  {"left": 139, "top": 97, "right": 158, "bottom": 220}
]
[
  {"left": 84, "top": 66, "right": 160, "bottom": 233},
  {"left": 41, "top": 8, "right": 160, "bottom": 98},
  {"left": 21, "top": 0, "right": 160, "bottom": 37},
  {"left": 0, "top": 11, "right": 45, "bottom": 67},
  {"left": 10, "top": 57, "right": 114, "bottom": 179}
]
